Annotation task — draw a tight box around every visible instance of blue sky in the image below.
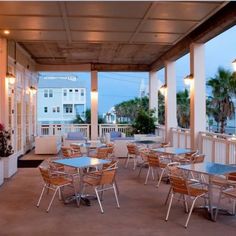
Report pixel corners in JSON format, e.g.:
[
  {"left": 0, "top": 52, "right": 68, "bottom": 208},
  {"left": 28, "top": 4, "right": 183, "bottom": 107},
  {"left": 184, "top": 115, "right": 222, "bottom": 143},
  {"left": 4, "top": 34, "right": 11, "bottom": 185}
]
[{"left": 41, "top": 25, "right": 236, "bottom": 115}]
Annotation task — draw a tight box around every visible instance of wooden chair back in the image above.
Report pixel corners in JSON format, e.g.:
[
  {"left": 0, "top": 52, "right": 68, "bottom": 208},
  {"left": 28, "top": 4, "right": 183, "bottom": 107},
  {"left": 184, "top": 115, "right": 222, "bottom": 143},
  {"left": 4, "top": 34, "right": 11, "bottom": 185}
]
[
  {"left": 127, "top": 143, "right": 138, "bottom": 155},
  {"left": 160, "top": 142, "right": 171, "bottom": 148},
  {"left": 106, "top": 143, "right": 115, "bottom": 155},
  {"left": 70, "top": 144, "right": 82, "bottom": 157},
  {"left": 170, "top": 175, "right": 188, "bottom": 195},
  {"left": 39, "top": 166, "right": 52, "bottom": 185},
  {"left": 99, "top": 168, "right": 117, "bottom": 185},
  {"left": 96, "top": 147, "right": 109, "bottom": 159},
  {"left": 47, "top": 159, "right": 64, "bottom": 172},
  {"left": 191, "top": 154, "right": 205, "bottom": 163},
  {"left": 147, "top": 152, "right": 160, "bottom": 167},
  {"left": 228, "top": 172, "right": 236, "bottom": 181},
  {"left": 61, "top": 147, "right": 72, "bottom": 158}
]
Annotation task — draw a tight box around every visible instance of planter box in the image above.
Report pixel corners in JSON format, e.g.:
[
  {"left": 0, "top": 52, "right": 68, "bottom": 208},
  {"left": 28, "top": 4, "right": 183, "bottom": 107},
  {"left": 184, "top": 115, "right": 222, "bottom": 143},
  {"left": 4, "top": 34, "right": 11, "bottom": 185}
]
[
  {"left": 3, "top": 153, "right": 18, "bottom": 178},
  {"left": 0, "top": 159, "right": 3, "bottom": 185}
]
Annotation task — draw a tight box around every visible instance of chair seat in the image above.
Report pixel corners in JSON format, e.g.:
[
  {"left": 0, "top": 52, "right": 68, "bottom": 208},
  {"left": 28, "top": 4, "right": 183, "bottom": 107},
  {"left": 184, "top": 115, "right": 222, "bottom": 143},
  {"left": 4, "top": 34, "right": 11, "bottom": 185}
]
[
  {"left": 188, "top": 186, "right": 208, "bottom": 197},
  {"left": 50, "top": 177, "right": 72, "bottom": 186},
  {"left": 83, "top": 176, "right": 100, "bottom": 186},
  {"left": 223, "top": 188, "right": 236, "bottom": 198}
]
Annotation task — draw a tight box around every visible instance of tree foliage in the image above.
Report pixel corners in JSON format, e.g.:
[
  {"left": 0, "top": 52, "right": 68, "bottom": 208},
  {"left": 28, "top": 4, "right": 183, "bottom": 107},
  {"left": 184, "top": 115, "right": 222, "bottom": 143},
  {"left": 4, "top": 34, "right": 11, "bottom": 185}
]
[
  {"left": 207, "top": 67, "right": 236, "bottom": 133},
  {"left": 177, "top": 89, "right": 190, "bottom": 128}
]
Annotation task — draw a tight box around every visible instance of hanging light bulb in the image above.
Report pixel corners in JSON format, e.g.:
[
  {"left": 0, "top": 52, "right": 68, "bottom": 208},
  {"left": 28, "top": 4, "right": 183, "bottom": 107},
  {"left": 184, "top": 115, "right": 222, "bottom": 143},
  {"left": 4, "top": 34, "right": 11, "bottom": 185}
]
[
  {"left": 232, "top": 59, "right": 236, "bottom": 72},
  {"left": 159, "top": 84, "right": 167, "bottom": 95},
  {"left": 184, "top": 74, "right": 193, "bottom": 86},
  {"left": 6, "top": 72, "right": 16, "bottom": 85}
]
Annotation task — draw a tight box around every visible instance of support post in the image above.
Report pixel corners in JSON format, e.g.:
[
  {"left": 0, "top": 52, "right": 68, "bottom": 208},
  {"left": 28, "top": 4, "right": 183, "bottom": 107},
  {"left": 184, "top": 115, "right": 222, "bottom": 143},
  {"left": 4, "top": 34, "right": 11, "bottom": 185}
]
[
  {"left": 91, "top": 71, "right": 98, "bottom": 140},
  {"left": 149, "top": 71, "right": 158, "bottom": 121},
  {"left": 0, "top": 38, "right": 8, "bottom": 127},
  {"left": 165, "top": 61, "right": 177, "bottom": 143},
  {"left": 190, "top": 43, "right": 206, "bottom": 150}
]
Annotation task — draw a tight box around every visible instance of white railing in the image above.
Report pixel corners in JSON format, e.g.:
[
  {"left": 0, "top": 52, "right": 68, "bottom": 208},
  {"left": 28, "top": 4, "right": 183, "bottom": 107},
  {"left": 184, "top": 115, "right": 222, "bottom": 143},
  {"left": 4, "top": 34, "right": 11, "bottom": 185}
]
[
  {"left": 38, "top": 124, "right": 90, "bottom": 138},
  {"left": 200, "top": 132, "right": 236, "bottom": 164},
  {"left": 171, "top": 127, "right": 190, "bottom": 148},
  {"left": 155, "top": 125, "right": 165, "bottom": 140},
  {"left": 99, "top": 124, "right": 132, "bottom": 137},
  {"left": 169, "top": 127, "right": 236, "bottom": 164}
]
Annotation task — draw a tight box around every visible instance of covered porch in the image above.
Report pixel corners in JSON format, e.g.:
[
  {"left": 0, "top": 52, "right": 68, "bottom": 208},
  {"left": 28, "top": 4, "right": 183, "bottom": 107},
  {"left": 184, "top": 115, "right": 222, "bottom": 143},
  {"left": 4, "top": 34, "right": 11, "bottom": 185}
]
[{"left": 0, "top": 1, "right": 236, "bottom": 234}]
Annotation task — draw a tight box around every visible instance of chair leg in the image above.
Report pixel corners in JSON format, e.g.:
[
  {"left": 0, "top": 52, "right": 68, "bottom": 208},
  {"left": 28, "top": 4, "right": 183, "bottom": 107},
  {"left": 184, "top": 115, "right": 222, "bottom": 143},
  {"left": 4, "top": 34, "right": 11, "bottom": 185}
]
[
  {"left": 185, "top": 197, "right": 198, "bottom": 228},
  {"left": 183, "top": 195, "right": 189, "bottom": 213},
  {"left": 145, "top": 167, "right": 150, "bottom": 185},
  {"left": 37, "top": 184, "right": 47, "bottom": 207},
  {"left": 95, "top": 187, "right": 104, "bottom": 213},
  {"left": 125, "top": 155, "right": 130, "bottom": 168},
  {"left": 156, "top": 168, "right": 165, "bottom": 188},
  {"left": 151, "top": 167, "right": 155, "bottom": 180},
  {"left": 46, "top": 187, "right": 59, "bottom": 213},
  {"left": 133, "top": 156, "right": 137, "bottom": 170},
  {"left": 232, "top": 199, "right": 236, "bottom": 215},
  {"left": 114, "top": 179, "right": 120, "bottom": 195},
  {"left": 113, "top": 183, "right": 120, "bottom": 209},
  {"left": 215, "top": 189, "right": 223, "bottom": 221},
  {"left": 165, "top": 193, "right": 174, "bottom": 221},
  {"left": 164, "top": 186, "right": 172, "bottom": 205}
]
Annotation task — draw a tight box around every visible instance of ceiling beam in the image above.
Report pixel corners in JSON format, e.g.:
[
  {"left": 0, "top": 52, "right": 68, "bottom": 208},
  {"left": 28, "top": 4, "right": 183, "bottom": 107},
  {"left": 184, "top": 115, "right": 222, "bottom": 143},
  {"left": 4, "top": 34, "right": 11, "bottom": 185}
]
[
  {"left": 36, "top": 63, "right": 91, "bottom": 72},
  {"left": 58, "top": 1, "right": 72, "bottom": 44},
  {"left": 129, "top": 2, "right": 157, "bottom": 43},
  {"left": 91, "top": 63, "right": 149, "bottom": 72},
  {"left": 151, "top": 2, "right": 236, "bottom": 71}
]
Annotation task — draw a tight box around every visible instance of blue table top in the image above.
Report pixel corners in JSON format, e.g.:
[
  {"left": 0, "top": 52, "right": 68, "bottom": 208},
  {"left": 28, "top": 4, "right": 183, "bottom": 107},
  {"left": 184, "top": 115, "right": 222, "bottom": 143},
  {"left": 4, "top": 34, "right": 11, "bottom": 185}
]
[
  {"left": 152, "top": 147, "right": 193, "bottom": 155},
  {"left": 133, "top": 140, "right": 158, "bottom": 144},
  {"left": 53, "top": 157, "right": 110, "bottom": 168},
  {"left": 179, "top": 162, "right": 236, "bottom": 176}
]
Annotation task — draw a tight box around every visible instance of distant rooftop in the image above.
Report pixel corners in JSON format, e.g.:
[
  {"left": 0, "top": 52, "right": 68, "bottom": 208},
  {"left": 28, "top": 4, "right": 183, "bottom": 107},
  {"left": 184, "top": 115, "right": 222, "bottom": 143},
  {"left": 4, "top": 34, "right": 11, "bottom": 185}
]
[{"left": 38, "top": 75, "right": 86, "bottom": 88}]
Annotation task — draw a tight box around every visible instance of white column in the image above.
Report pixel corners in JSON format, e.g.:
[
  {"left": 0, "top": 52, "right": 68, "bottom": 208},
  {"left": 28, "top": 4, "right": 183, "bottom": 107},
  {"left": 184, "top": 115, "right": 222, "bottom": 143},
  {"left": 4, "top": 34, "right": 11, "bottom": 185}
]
[
  {"left": 190, "top": 43, "right": 206, "bottom": 150},
  {"left": 0, "top": 38, "right": 8, "bottom": 127},
  {"left": 149, "top": 71, "right": 158, "bottom": 121},
  {"left": 165, "top": 61, "right": 177, "bottom": 143},
  {"left": 91, "top": 71, "right": 98, "bottom": 140}
]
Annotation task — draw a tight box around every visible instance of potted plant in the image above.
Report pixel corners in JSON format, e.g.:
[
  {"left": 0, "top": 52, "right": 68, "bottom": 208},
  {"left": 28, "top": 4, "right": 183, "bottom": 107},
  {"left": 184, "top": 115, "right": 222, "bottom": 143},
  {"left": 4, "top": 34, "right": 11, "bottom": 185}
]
[{"left": 0, "top": 123, "right": 17, "bottom": 179}]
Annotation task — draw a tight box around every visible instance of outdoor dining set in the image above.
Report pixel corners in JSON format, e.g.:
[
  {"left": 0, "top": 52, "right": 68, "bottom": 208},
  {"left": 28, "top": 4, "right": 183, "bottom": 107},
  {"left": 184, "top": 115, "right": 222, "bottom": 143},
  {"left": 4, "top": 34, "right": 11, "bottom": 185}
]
[{"left": 36, "top": 138, "right": 236, "bottom": 228}]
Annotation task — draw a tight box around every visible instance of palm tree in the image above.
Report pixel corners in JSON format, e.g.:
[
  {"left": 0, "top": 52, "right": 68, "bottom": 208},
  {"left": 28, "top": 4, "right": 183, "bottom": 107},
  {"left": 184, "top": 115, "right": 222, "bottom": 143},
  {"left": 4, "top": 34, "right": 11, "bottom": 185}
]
[
  {"left": 177, "top": 89, "right": 190, "bottom": 128},
  {"left": 158, "top": 91, "right": 165, "bottom": 125},
  {"left": 207, "top": 67, "right": 236, "bottom": 133}
]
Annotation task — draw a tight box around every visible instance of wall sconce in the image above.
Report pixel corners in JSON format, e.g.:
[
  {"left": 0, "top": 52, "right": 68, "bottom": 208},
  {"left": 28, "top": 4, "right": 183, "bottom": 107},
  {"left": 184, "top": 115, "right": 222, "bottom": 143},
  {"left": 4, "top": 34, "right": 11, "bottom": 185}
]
[
  {"left": 30, "top": 86, "right": 37, "bottom": 95},
  {"left": 184, "top": 74, "right": 193, "bottom": 86},
  {"left": 232, "top": 59, "right": 236, "bottom": 72},
  {"left": 6, "top": 72, "right": 16, "bottom": 85},
  {"left": 159, "top": 84, "right": 167, "bottom": 95}
]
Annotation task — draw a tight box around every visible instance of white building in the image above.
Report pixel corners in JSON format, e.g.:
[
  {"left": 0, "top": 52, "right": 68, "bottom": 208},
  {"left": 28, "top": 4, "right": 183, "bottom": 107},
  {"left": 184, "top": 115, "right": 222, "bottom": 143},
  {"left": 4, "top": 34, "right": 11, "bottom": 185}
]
[{"left": 37, "top": 76, "right": 86, "bottom": 124}]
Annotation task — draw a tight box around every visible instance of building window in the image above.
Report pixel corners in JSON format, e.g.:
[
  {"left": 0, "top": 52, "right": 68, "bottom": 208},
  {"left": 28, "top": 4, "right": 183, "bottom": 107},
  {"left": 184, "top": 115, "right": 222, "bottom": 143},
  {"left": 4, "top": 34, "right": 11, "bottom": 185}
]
[
  {"left": 44, "top": 107, "right": 48, "bottom": 113},
  {"left": 44, "top": 90, "right": 48, "bottom": 98},
  {"left": 69, "top": 89, "right": 73, "bottom": 93},
  {"left": 57, "top": 107, "right": 60, "bottom": 113},
  {"left": 75, "top": 89, "right": 78, "bottom": 92},
  {"left": 49, "top": 89, "right": 53, "bottom": 97},
  {"left": 64, "top": 104, "right": 73, "bottom": 113},
  {"left": 81, "top": 89, "right": 84, "bottom": 96},
  {"left": 52, "top": 107, "right": 56, "bottom": 113},
  {"left": 64, "top": 89, "right": 67, "bottom": 96}
]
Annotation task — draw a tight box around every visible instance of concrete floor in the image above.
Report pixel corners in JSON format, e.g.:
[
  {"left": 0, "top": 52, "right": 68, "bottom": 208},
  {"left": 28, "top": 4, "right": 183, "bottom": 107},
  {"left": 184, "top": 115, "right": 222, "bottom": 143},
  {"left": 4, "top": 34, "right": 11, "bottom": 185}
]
[{"left": 0, "top": 159, "right": 235, "bottom": 236}]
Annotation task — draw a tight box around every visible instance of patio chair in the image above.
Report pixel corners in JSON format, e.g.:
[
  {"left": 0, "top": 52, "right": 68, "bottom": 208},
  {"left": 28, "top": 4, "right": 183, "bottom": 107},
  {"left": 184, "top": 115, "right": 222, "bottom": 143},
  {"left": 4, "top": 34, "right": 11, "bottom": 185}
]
[
  {"left": 61, "top": 146, "right": 81, "bottom": 158},
  {"left": 70, "top": 144, "right": 83, "bottom": 157},
  {"left": 125, "top": 143, "right": 140, "bottom": 170},
  {"left": 82, "top": 167, "right": 120, "bottom": 213},
  {"left": 160, "top": 142, "right": 171, "bottom": 148},
  {"left": 89, "top": 147, "right": 110, "bottom": 159},
  {"left": 106, "top": 143, "right": 115, "bottom": 159},
  {"left": 145, "top": 151, "right": 172, "bottom": 187},
  {"left": 215, "top": 182, "right": 236, "bottom": 221},
  {"left": 36, "top": 166, "right": 78, "bottom": 212},
  {"left": 165, "top": 168, "right": 208, "bottom": 228}
]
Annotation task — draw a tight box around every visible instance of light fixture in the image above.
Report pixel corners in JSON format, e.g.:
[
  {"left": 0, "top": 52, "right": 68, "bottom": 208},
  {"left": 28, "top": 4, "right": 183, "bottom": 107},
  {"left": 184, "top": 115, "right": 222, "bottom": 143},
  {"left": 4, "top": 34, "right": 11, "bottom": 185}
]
[
  {"left": 159, "top": 84, "right": 167, "bottom": 95},
  {"left": 3, "top": 30, "right": 10, "bottom": 35},
  {"left": 232, "top": 59, "right": 236, "bottom": 72},
  {"left": 30, "top": 86, "right": 37, "bottom": 94},
  {"left": 6, "top": 72, "right": 16, "bottom": 84},
  {"left": 184, "top": 74, "right": 193, "bottom": 86}
]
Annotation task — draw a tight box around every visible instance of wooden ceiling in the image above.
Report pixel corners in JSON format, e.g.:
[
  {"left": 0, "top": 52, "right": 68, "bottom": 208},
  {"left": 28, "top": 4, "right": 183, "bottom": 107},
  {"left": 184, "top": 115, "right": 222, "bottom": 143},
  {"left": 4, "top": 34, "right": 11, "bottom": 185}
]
[{"left": 0, "top": 1, "right": 233, "bottom": 71}]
